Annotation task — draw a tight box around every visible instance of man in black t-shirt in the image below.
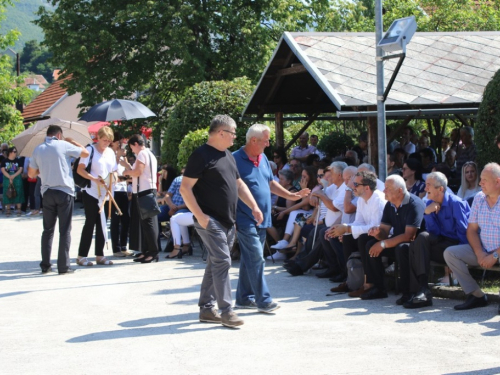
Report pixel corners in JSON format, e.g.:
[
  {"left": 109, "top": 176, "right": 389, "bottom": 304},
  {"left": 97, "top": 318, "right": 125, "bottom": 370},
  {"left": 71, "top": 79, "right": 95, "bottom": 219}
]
[
  {"left": 181, "top": 115, "right": 263, "bottom": 329},
  {"left": 360, "top": 175, "right": 425, "bottom": 301}
]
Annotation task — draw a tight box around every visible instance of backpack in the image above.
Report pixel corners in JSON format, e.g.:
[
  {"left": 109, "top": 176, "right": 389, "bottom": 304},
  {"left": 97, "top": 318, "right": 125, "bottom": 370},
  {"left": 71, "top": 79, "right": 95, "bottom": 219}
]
[
  {"left": 73, "top": 144, "right": 94, "bottom": 189},
  {"left": 346, "top": 252, "right": 364, "bottom": 291}
]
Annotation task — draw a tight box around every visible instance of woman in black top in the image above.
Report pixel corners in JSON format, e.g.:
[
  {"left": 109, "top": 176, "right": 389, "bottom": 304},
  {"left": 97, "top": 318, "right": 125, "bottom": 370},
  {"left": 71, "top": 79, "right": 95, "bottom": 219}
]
[{"left": 1, "top": 147, "right": 25, "bottom": 216}]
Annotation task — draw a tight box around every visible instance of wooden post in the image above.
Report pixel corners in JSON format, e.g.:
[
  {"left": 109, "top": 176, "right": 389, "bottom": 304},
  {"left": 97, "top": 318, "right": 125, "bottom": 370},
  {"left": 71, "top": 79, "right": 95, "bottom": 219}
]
[
  {"left": 275, "top": 112, "right": 284, "bottom": 148},
  {"left": 367, "top": 113, "right": 379, "bottom": 175}
]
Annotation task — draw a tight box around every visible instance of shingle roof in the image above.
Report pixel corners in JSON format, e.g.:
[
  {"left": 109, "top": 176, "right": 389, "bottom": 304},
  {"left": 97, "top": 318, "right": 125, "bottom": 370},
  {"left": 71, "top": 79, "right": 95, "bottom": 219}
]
[
  {"left": 243, "top": 31, "right": 500, "bottom": 117},
  {"left": 21, "top": 77, "right": 69, "bottom": 123}
]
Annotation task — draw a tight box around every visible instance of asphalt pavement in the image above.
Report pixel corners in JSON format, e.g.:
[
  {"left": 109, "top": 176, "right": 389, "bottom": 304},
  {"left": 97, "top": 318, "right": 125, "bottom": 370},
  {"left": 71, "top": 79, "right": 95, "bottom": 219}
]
[{"left": 1, "top": 209, "right": 500, "bottom": 375}]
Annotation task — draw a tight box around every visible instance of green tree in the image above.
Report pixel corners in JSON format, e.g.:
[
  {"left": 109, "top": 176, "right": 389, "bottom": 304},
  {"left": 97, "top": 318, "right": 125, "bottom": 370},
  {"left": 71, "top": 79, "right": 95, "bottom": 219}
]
[
  {"left": 0, "top": 0, "right": 34, "bottom": 143},
  {"left": 475, "top": 69, "right": 500, "bottom": 169},
  {"left": 162, "top": 77, "right": 253, "bottom": 167},
  {"left": 19, "top": 39, "right": 54, "bottom": 82}
]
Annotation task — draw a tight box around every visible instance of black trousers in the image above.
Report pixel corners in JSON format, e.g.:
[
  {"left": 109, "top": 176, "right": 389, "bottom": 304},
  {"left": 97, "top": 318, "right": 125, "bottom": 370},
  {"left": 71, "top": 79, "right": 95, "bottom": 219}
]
[
  {"left": 295, "top": 224, "right": 331, "bottom": 272},
  {"left": 105, "top": 192, "right": 130, "bottom": 252},
  {"left": 409, "top": 231, "right": 460, "bottom": 293},
  {"left": 365, "top": 238, "right": 410, "bottom": 293},
  {"left": 320, "top": 227, "right": 344, "bottom": 272},
  {"left": 78, "top": 191, "right": 106, "bottom": 257},
  {"left": 130, "top": 193, "right": 159, "bottom": 256},
  {"left": 40, "top": 189, "right": 73, "bottom": 272}
]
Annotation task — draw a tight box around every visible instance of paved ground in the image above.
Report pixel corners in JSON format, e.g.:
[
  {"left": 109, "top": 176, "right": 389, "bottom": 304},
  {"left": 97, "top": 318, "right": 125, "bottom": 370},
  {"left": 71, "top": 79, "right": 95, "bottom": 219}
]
[{"left": 1, "top": 209, "right": 500, "bottom": 375}]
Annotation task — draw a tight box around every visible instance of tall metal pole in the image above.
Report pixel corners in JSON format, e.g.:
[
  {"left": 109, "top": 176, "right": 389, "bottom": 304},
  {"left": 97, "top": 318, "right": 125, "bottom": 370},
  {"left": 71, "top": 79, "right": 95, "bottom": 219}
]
[
  {"left": 375, "top": 0, "right": 387, "bottom": 181},
  {"left": 15, "top": 53, "right": 23, "bottom": 113}
]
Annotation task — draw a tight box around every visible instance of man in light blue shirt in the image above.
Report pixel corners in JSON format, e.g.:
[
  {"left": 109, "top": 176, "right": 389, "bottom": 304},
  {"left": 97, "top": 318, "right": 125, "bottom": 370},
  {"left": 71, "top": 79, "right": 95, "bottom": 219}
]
[{"left": 28, "top": 125, "right": 89, "bottom": 275}]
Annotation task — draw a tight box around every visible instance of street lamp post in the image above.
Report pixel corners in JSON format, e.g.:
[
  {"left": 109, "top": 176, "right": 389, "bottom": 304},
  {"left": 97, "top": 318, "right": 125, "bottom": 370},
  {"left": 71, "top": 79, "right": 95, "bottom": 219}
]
[{"left": 375, "top": 10, "right": 417, "bottom": 181}]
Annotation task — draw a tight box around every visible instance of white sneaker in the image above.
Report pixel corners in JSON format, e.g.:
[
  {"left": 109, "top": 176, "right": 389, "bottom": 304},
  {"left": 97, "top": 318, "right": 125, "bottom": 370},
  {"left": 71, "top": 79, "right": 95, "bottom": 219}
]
[
  {"left": 270, "top": 240, "right": 289, "bottom": 250},
  {"left": 266, "top": 251, "right": 287, "bottom": 261}
]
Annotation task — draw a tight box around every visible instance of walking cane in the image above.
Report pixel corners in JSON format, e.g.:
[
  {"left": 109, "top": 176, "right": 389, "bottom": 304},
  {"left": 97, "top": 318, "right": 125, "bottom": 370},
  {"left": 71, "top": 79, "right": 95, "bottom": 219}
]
[{"left": 310, "top": 204, "right": 322, "bottom": 250}]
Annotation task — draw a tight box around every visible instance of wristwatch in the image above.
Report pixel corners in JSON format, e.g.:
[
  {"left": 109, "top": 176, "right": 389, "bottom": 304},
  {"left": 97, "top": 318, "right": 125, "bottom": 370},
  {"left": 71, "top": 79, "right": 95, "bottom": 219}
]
[
  {"left": 493, "top": 251, "right": 499, "bottom": 263},
  {"left": 380, "top": 240, "right": 386, "bottom": 249}
]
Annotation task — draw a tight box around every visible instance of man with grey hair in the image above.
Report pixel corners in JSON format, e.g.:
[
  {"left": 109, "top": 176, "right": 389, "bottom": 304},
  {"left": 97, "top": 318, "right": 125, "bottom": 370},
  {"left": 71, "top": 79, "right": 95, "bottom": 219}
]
[
  {"left": 358, "top": 163, "right": 385, "bottom": 191},
  {"left": 290, "top": 132, "right": 317, "bottom": 164},
  {"left": 455, "top": 126, "right": 477, "bottom": 177},
  {"left": 444, "top": 163, "right": 500, "bottom": 313},
  {"left": 232, "top": 123, "right": 309, "bottom": 313},
  {"left": 404, "top": 172, "right": 470, "bottom": 308},
  {"left": 359, "top": 175, "right": 425, "bottom": 300},
  {"left": 181, "top": 115, "right": 263, "bottom": 328}
]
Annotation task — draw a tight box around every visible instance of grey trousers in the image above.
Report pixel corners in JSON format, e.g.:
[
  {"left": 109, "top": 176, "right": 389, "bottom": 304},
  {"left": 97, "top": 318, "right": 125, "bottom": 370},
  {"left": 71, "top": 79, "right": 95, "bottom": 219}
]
[
  {"left": 40, "top": 189, "right": 73, "bottom": 272},
  {"left": 409, "top": 231, "right": 460, "bottom": 293},
  {"left": 443, "top": 244, "right": 481, "bottom": 295},
  {"left": 194, "top": 217, "right": 235, "bottom": 313}
]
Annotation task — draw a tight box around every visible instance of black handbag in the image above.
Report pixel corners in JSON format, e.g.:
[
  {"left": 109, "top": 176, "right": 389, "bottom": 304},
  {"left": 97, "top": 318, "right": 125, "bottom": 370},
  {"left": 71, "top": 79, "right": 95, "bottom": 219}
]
[
  {"left": 6, "top": 182, "right": 16, "bottom": 199},
  {"left": 73, "top": 145, "right": 94, "bottom": 188},
  {"left": 137, "top": 151, "right": 161, "bottom": 220}
]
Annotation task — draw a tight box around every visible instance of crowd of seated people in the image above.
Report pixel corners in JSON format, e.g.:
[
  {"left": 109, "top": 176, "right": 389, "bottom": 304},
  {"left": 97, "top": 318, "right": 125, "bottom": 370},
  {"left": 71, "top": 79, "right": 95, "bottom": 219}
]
[{"left": 262, "top": 127, "right": 500, "bottom": 314}]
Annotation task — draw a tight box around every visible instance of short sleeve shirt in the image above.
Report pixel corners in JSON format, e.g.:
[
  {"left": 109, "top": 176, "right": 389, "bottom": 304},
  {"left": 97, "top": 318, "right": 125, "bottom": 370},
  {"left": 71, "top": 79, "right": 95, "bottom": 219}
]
[
  {"left": 469, "top": 192, "right": 500, "bottom": 252},
  {"left": 233, "top": 147, "right": 273, "bottom": 228},
  {"left": 381, "top": 192, "right": 425, "bottom": 237},
  {"left": 167, "top": 175, "right": 185, "bottom": 206},
  {"left": 79, "top": 145, "right": 117, "bottom": 200},
  {"left": 1, "top": 158, "right": 22, "bottom": 174},
  {"left": 183, "top": 144, "right": 240, "bottom": 229}
]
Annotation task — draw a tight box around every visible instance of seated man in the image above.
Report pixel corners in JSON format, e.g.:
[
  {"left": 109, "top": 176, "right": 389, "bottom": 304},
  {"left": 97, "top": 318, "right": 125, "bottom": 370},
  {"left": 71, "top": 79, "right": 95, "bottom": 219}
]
[
  {"left": 444, "top": 163, "right": 500, "bottom": 313},
  {"left": 360, "top": 175, "right": 425, "bottom": 300},
  {"left": 358, "top": 163, "right": 385, "bottom": 191},
  {"left": 327, "top": 171, "right": 387, "bottom": 292},
  {"left": 404, "top": 172, "right": 470, "bottom": 308}
]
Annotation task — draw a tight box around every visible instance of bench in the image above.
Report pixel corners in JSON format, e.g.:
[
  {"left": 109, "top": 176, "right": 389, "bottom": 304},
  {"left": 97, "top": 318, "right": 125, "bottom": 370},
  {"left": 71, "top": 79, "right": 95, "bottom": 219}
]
[{"left": 430, "top": 261, "right": 500, "bottom": 288}]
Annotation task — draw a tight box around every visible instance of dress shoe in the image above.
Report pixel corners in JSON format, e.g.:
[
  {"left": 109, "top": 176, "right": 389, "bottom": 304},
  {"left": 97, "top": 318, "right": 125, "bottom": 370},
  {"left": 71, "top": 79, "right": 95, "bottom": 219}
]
[
  {"left": 41, "top": 267, "right": 53, "bottom": 274},
  {"left": 330, "top": 282, "right": 349, "bottom": 293},
  {"left": 329, "top": 273, "right": 347, "bottom": 283},
  {"left": 286, "top": 263, "right": 304, "bottom": 276},
  {"left": 403, "top": 290, "right": 433, "bottom": 309},
  {"left": 316, "top": 270, "right": 335, "bottom": 279},
  {"left": 348, "top": 286, "right": 367, "bottom": 298},
  {"left": 360, "top": 287, "right": 388, "bottom": 300},
  {"left": 454, "top": 294, "right": 488, "bottom": 310},
  {"left": 396, "top": 293, "right": 413, "bottom": 306}
]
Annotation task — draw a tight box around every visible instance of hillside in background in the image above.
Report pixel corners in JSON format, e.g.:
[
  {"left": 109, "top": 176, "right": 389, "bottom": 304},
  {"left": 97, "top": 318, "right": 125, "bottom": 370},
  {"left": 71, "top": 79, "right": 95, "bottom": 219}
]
[{"left": 1, "top": 0, "right": 53, "bottom": 51}]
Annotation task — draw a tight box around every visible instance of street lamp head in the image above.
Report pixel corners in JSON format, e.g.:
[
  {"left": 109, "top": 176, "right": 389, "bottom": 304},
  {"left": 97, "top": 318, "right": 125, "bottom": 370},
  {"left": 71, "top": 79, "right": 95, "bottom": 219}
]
[{"left": 378, "top": 16, "right": 417, "bottom": 53}]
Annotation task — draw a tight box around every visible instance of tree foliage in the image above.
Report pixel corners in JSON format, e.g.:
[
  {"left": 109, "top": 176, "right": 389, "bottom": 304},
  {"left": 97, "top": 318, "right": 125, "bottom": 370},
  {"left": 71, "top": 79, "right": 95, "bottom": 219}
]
[
  {"left": 476, "top": 69, "right": 500, "bottom": 169},
  {"left": 0, "top": 0, "right": 34, "bottom": 143},
  {"left": 162, "top": 77, "right": 253, "bottom": 166},
  {"left": 19, "top": 40, "right": 54, "bottom": 82}
]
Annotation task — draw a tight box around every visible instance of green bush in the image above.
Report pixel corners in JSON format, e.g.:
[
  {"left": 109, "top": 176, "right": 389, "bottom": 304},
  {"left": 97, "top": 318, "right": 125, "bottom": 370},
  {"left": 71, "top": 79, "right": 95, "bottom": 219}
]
[
  {"left": 476, "top": 69, "right": 500, "bottom": 169},
  {"left": 317, "top": 131, "right": 355, "bottom": 158},
  {"left": 177, "top": 127, "right": 209, "bottom": 170},
  {"left": 161, "top": 77, "right": 253, "bottom": 166}
]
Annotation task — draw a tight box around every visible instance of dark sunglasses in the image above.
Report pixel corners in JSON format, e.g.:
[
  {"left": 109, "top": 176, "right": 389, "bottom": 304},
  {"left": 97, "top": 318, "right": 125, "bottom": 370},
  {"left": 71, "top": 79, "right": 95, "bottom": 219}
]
[
  {"left": 317, "top": 174, "right": 324, "bottom": 178},
  {"left": 353, "top": 182, "right": 367, "bottom": 187}
]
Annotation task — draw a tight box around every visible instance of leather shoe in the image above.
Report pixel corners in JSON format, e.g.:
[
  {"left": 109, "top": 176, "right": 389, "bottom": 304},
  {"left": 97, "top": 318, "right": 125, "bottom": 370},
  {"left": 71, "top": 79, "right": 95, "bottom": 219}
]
[
  {"left": 330, "top": 282, "right": 349, "bottom": 293},
  {"left": 360, "top": 287, "right": 388, "bottom": 300},
  {"left": 316, "top": 270, "right": 335, "bottom": 279},
  {"left": 58, "top": 268, "right": 76, "bottom": 275},
  {"left": 403, "top": 291, "right": 433, "bottom": 309},
  {"left": 286, "top": 263, "right": 304, "bottom": 276},
  {"left": 396, "top": 293, "right": 413, "bottom": 306},
  {"left": 348, "top": 285, "right": 367, "bottom": 298},
  {"left": 454, "top": 294, "right": 488, "bottom": 310}
]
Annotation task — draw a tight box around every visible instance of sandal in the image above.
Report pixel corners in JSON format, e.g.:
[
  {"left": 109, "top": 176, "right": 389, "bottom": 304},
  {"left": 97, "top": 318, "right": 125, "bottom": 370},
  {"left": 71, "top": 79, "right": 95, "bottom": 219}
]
[
  {"left": 96, "top": 257, "right": 113, "bottom": 265},
  {"left": 76, "top": 257, "right": 94, "bottom": 266}
]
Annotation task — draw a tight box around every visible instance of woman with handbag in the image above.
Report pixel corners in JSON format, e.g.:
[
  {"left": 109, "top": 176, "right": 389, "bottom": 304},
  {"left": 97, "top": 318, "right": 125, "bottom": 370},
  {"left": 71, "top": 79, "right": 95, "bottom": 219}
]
[
  {"left": 122, "top": 134, "right": 160, "bottom": 263},
  {"left": 1, "top": 147, "right": 25, "bottom": 216},
  {"left": 76, "top": 127, "right": 117, "bottom": 266}
]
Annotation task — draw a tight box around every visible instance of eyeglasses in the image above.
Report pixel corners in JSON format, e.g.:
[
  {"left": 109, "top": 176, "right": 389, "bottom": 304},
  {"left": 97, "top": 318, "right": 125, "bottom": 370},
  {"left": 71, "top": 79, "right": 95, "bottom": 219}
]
[
  {"left": 353, "top": 182, "right": 367, "bottom": 187},
  {"left": 222, "top": 129, "right": 237, "bottom": 137},
  {"left": 317, "top": 174, "right": 324, "bottom": 178}
]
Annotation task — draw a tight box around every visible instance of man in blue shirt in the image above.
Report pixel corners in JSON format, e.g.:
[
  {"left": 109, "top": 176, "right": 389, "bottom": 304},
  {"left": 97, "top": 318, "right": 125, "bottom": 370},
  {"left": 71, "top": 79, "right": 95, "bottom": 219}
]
[
  {"left": 405, "top": 172, "right": 470, "bottom": 308},
  {"left": 233, "top": 124, "right": 309, "bottom": 313}
]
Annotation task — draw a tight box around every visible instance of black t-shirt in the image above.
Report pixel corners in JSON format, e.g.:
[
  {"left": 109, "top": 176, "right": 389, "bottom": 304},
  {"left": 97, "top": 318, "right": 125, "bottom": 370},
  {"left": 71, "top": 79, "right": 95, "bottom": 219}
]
[
  {"left": 381, "top": 192, "right": 425, "bottom": 237},
  {"left": 183, "top": 143, "right": 240, "bottom": 229}
]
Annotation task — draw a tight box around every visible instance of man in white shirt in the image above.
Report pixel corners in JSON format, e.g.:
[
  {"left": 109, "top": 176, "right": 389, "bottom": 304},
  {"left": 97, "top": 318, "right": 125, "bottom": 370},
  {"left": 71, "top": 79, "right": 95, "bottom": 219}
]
[
  {"left": 327, "top": 171, "right": 387, "bottom": 293},
  {"left": 358, "top": 163, "right": 385, "bottom": 191}
]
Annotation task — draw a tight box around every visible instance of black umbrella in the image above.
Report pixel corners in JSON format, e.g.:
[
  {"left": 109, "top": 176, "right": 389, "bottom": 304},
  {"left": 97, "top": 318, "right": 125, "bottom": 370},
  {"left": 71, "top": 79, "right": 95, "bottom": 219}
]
[{"left": 79, "top": 99, "right": 156, "bottom": 122}]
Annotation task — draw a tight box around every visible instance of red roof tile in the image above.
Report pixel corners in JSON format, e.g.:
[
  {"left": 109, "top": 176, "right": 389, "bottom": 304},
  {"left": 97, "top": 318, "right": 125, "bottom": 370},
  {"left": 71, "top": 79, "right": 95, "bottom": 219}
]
[{"left": 22, "top": 77, "right": 69, "bottom": 123}]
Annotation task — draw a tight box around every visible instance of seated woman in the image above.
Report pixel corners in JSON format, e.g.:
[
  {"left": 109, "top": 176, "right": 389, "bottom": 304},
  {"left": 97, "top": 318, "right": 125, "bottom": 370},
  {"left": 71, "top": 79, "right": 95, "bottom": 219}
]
[
  {"left": 268, "top": 166, "right": 321, "bottom": 258},
  {"left": 456, "top": 161, "right": 481, "bottom": 201},
  {"left": 402, "top": 158, "right": 425, "bottom": 199},
  {"left": 267, "top": 169, "right": 298, "bottom": 242}
]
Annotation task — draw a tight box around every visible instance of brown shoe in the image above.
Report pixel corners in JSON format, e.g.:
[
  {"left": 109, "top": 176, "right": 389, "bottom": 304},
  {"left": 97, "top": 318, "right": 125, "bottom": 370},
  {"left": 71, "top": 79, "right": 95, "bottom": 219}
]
[
  {"left": 221, "top": 310, "right": 244, "bottom": 328},
  {"left": 199, "top": 307, "right": 221, "bottom": 324},
  {"left": 330, "top": 282, "right": 349, "bottom": 293},
  {"left": 348, "top": 285, "right": 369, "bottom": 298}
]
